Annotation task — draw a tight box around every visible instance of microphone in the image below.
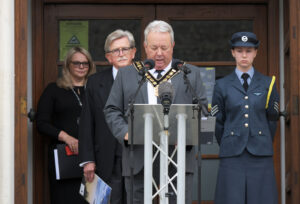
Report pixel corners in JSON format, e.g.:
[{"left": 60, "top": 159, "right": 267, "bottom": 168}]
[
  {"left": 143, "top": 59, "right": 155, "bottom": 70},
  {"left": 172, "top": 58, "right": 191, "bottom": 74},
  {"left": 172, "top": 58, "right": 184, "bottom": 69},
  {"left": 158, "top": 81, "right": 174, "bottom": 114},
  {"left": 137, "top": 59, "right": 155, "bottom": 76}
]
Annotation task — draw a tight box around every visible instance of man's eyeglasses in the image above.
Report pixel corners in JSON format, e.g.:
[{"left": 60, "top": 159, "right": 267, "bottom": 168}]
[
  {"left": 107, "top": 47, "right": 133, "bottom": 56},
  {"left": 71, "top": 61, "right": 89, "bottom": 68}
]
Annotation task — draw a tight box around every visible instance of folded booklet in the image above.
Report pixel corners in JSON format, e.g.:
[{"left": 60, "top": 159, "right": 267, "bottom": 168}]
[
  {"left": 79, "top": 174, "right": 111, "bottom": 204},
  {"left": 54, "top": 144, "right": 82, "bottom": 180}
]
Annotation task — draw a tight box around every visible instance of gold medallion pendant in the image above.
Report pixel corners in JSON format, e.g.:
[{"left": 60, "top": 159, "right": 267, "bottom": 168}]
[{"left": 154, "top": 85, "right": 159, "bottom": 97}]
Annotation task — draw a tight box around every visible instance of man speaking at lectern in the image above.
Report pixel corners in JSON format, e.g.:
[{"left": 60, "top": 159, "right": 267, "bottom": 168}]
[{"left": 104, "top": 20, "right": 207, "bottom": 204}]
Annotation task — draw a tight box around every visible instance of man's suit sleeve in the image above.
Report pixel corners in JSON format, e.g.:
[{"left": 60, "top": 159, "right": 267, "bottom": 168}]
[
  {"left": 78, "top": 78, "right": 96, "bottom": 163},
  {"left": 104, "top": 69, "right": 128, "bottom": 145},
  {"left": 195, "top": 68, "right": 209, "bottom": 114},
  {"left": 211, "top": 81, "right": 225, "bottom": 145}
]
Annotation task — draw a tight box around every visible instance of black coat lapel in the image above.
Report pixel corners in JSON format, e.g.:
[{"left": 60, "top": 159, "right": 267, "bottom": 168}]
[
  {"left": 135, "top": 71, "right": 148, "bottom": 104},
  {"left": 98, "top": 69, "right": 114, "bottom": 104}
]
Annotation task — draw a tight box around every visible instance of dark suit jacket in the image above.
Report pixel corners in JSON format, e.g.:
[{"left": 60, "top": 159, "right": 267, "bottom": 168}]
[
  {"left": 212, "top": 69, "right": 279, "bottom": 158},
  {"left": 79, "top": 68, "right": 120, "bottom": 182},
  {"left": 104, "top": 63, "right": 208, "bottom": 176}
]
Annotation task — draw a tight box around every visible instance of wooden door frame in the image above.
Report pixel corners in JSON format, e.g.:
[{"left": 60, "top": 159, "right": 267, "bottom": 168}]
[
  {"left": 286, "top": 0, "right": 300, "bottom": 203},
  {"left": 44, "top": 0, "right": 269, "bottom": 3},
  {"left": 15, "top": 0, "right": 28, "bottom": 204},
  {"left": 32, "top": 0, "right": 45, "bottom": 203},
  {"left": 30, "top": 1, "right": 280, "bottom": 204}
]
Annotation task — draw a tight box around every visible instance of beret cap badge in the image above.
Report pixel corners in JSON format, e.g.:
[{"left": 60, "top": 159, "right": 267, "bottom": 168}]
[
  {"left": 241, "top": 36, "right": 248, "bottom": 42},
  {"left": 230, "top": 31, "right": 260, "bottom": 48}
]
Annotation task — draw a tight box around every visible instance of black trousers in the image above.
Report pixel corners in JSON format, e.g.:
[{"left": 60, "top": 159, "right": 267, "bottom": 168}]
[
  {"left": 106, "top": 156, "right": 126, "bottom": 204},
  {"left": 48, "top": 147, "right": 86, "bottom": 204}
]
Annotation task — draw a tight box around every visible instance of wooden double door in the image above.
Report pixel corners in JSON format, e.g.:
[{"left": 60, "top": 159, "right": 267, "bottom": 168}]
[{"left": 35, "top": 3, "right": 274, "bottom": 204}]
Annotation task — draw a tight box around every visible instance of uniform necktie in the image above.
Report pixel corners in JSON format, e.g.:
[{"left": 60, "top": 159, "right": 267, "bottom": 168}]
[
  {"left": 156, "top": 70, "right": 163, "bottom": 103},
  {"left": 241, "top": 73, "right": 249, "bottom": 91}
]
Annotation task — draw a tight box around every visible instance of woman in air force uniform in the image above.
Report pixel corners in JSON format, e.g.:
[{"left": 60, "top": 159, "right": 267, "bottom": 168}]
[{"left": 212, "top": 31, "right": 279, "bottom": 204}]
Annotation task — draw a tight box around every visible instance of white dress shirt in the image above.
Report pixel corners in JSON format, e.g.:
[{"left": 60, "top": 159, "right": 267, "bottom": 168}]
[
  {"left": 112, "top": 66, "right": 118, "bottom": 80},
  {"left": 147, "top": 61, "right": 172, "bottom": 104}
]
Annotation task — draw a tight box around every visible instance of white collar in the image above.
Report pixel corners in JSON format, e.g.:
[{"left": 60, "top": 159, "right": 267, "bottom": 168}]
[
  {"left": 149, "top": 61, "right": 172, "bottom": 76},
  {"left": 112, "top": 66, "right": 118, "bottom": 80}
]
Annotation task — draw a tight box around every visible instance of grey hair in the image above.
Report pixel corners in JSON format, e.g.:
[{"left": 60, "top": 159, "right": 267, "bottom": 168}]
[
  {"left": 104, "top": 29, "right": 135, "bottom": 53},
  {"left": 144, "top": 20, "right": 174, "bottom": 45}
]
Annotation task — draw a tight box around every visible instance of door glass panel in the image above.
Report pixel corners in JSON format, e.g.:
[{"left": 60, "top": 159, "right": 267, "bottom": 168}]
[
  {"left": 58, "top": 19, "right": 141, "bottom": 62},
  {"left": 89, "top": 19, "right": 141, "bottom": 61},
  {"left": 57, "top": 65, "right": 63, "bottom": 78},
  {"left": 171, "top": 20, "right": 253, "bottom": 61},
  {"left": 215, "top": 66, "right": 236, "bottom": 79}
]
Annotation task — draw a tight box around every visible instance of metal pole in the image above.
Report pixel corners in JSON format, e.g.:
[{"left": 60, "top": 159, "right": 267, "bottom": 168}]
[
  {"left": 144, "top": 113, "right": 154, "bottom": 204},
  {"left": 279, "top": 0, "right": 286, "bottom": 203},
  {"left": 176, "top": 113, "right": 187, "bottom": 204},
  {"left": 197, "top": 107, "right": 202, "bottom": 204},
  {"left": 129, "top": 109, "right": 134, "bottom": 204},
  {"left": 159, "top": 130, "right": 169, "bottom": 204},
  {"left": 160, "top": 114, "right": 169, "bottom": 204}
]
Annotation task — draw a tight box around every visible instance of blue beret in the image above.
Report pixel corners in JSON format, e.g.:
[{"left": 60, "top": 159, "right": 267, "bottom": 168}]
[{"left": 230, "top": 31, "right": 260, "bottom": 48}]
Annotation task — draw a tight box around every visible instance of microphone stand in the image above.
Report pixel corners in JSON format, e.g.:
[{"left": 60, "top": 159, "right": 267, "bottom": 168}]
[
  {"left": 180, "top": 64, "right": 206, "bottom": 204},
  {"left": 125, "top": 67, "right": 148, "bottom": 204}
]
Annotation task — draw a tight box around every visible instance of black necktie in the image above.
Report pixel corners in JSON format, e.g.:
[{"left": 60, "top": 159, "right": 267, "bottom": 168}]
[
  {"left": 241, "top": 73, "right": 249, "bottom": 91},
  {"left": 156, "top": 70, "right": 163, "bottom": 103},
  {"left": 156, "top": 70, "right": 163, "bottom": 79}
]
